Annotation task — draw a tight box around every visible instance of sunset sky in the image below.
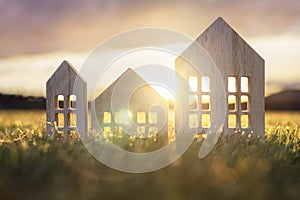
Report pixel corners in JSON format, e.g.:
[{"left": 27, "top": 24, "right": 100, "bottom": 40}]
[{"left": 0, "top": 0, "right": 299, "bottom": 96}]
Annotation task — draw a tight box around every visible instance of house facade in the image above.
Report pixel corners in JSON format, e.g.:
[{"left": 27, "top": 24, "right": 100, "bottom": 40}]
[
  {"left": 46, "top": 61, "right": 87, "bottom": 136},
  {"left": 175, "top": 17, "right": 265, "bottom": 136}
]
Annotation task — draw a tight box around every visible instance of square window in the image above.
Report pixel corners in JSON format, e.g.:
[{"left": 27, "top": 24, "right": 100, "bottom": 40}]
[
  {"left": 241, "top": 95, "right": 249, "bottom": 111},
  {"left": 137, "top": 126, "right": 146, "bottom": 138},
  {"left": 228, "top": 95, "right": 236, "bottom": 111},
  {"left": 68, "top": 95, "right": 76, "bottom": 109},
  {"left": 241, "top": 115, "right": 249, "bottom": 128},
  {"left": 55, "top": 95, "right": 64, "bottom": 109},
  {"left": 202, "top": 114, "right": 211, "bottom": 128},
  {"left": 137, "top": 112, "right": 146, "bottom": 124},
  {"left": 103, "top": 112, "right": 111, "bottom": 124},
  {"left": 55, "top": 113, "right": 64, "bottom": 128},
  {"left": 201, "top": 76, "right": 210, "bottom": 92},
  {"left": 189, "top": 95, "right": 198, "bottom": 110},
  {"left": 228, "top": 77, "right": 236, "bottom": 93},
  {"left": 68, "top": 113, "right": 76, "bottom": 127},
  {"left": 148, "top": 112, "right": 158, "bottom": 124},
  {"left": 189, "top": 76, "right": 198, "bottom": 92},
  {"left": 148, "top": 126, "right": 157, "bottom": 137},
  {"left": 202, "top": 95, "right": 210, "bottom": 111},
  {"left": 228, "top": 114, "right": 236, "bottom": 128},
  {"left": 241, "top": 77, "right": 249, "bottom": 93},
  {"left": 189, "top": 114, "right": 198, "bottom": 128}
]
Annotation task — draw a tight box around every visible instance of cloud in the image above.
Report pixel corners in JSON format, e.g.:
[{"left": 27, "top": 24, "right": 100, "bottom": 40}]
[{"left": 0, "top": 0, "right": 300, "bottom": 58}]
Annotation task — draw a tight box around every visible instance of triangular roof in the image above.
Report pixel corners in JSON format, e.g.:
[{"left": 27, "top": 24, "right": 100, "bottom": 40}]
[
  {"left": 196, "top": 17, "right": 263, "bottom": 60},
  {"left": 94, "top": 68, "right": 165, "bottom": 102},
  {"left": 46, "top": 60, "right": 86, "bottom": 85}
]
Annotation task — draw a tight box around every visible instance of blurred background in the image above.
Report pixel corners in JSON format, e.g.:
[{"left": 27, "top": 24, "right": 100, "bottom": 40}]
[{"left": 0, "top": 0, "right": 299, "bottom": 97}]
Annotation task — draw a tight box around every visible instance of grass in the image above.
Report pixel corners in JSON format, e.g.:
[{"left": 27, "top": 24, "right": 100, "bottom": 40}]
[{"left": 0, "top": 110, "right": 299, "bottom": 200}]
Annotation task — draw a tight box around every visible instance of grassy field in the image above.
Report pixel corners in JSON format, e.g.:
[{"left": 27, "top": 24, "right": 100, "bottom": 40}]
[{"left": 0, "top": 111, "right": 299, "bottom": 200}]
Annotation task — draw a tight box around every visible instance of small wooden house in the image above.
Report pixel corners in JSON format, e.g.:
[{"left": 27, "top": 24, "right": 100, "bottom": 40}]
[
  {"left": 175, "top": 17, "right": 265, "bottom": 136},
  {"left": 46, "top": 61, "right": 87, "bottom": 136},
  {"left": 91, "top": 68, "right": 169, "bottom": 141}
]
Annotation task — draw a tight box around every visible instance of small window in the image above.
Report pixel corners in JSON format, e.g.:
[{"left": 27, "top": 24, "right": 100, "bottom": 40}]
[
  {"left": 189, "top": 76, "right": 198, "bottom": 92},
  {"left": 103, "top": 126, "right": 111, "bottom": 134},
  {"left": 228, "top": 114, "right": 236, "bottom": 128},
  {"left": 115, "top": 111, "right": 131, "bottom": 124},
  {"left": 55, "top": 95, "right": 64, "bottom": 109},
  {"left": 241, "top": 77, "right": 249, "bottom": 93},
  {"left": 68, "top": 95, "right": 76, "bottom": 109},
  {"left": 55, "top": 113, "right": 64, "bottom": 128},
  {"left": 189, "top": 114, "right": 198, "bottom": 128},
  {"left": 137, "top": 126, "right": 146, "bottom": 138},
  {"left": 68, "top": 113, "right": 76, "bottom": 127},
  {"left": 148, "top": 112, "right": 158, "bottom": 124},
  {"left": 201, "top": 76, "right": 210, "bottom": 92},
  {"left": 189, "top": 95, "right": 198, "bottom": 110},
  {"left": 241, "top": 95, "right": 249, "bottom": 112},
  {"left": 228, "top": 95, "right": 236, "bottom": 111},
  {"left": 202, "top": 114, "right": 211, "bottom": 128},
  {"left": 148, "top": 126, "right": 157, "bottom": 137},
  {"left": 241, "top": 115, "right": 249, "bottom": 129},
  {"left": 228, "top": 77, "right": 236, "bottom": 93},
  {"left": 202, "top": 95, "right": 210, "bottom": 111},
  {"left": 137, "top": 112, "right": 146, "bottom": 124},
  {"left": 103, "top": 112, "right": 111, "bottom": 124}
]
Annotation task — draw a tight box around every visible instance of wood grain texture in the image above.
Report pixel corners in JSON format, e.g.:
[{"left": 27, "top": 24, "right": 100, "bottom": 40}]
[
  {"left": 176, "top": 17, "right": 265, "bottom": 136},
  {"left": 46, "top": 61, "right": 87, "bottom": 136}
]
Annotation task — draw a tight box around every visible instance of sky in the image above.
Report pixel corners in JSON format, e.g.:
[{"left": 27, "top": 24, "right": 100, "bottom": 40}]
[{"left": 0, "top": 0, "right": 300, "bottom": 96}]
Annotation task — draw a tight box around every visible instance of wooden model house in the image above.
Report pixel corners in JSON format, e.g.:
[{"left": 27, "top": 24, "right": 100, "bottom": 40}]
[
  {"left": 91, "top": 68, "right": 169, "bottom": 141},
  {"left": 175, "top": 17, "right": 265, "bottom": 136},
  {"left": 46, "top": 61, "right": 87, "bottom": 136}
]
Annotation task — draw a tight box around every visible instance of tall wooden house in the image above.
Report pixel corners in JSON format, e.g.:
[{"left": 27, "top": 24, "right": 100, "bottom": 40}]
[
  {"left": 46, "top": 61, "right": 87, "bottom": 136},
  {"left": 176, "top": 17, "right": 265, "bottom": 136}
]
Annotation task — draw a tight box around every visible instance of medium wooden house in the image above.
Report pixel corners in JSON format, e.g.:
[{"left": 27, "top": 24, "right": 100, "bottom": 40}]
[
  {"left": 91, "top": 68, "right": 169, "bottom": 141},
  {"left": 46, "top": 61, "right": 87, "bottom": 136},
  {"left": 175, "top": 17, "right": 265, "bottom": 136}
]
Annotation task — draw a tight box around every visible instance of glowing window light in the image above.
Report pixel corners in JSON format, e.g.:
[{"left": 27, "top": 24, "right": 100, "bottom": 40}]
[
  {"left": 189, "top": 76, "right": 198, "bottom": 92},
  {"left": 228, "top": 95, "right": 236, "bottom": 111},
  {"left": 241, "top": 114, "right": 249, "bottom": 128},
  {"left": 228, "top": 114, "right": 236, "bottom": 128},
  {"left": 103, "top": 112, "right": 111, "bottom": 124},
  {"left": 241, "top": 77, "right": 249, "bottom": 93},
  {"left": 202, "top": 95, "right": 210, "bottom": 111},
  {"left": 189, "top": 114, "right": 198, "bottom": 128},
  {"left": 137, "top": 112, "right": 146, "bottom": 124},
  {"left": 228, "top": 77, "right": 236, "bottom": 92},
  {"left": 201, "top": 76, "right": 210, "bottom": 92},
  {"left": 202, "top": 114, "right": 211, "bottom": 128}
]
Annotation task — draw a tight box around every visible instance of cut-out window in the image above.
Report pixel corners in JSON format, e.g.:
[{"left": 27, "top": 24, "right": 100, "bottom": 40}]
[
  {"left": 103, "top": 126, "right": 111, "bottom": 134},
  {"left": 189, "top": 95, "right": 198, "bottom": 110},
  {"left": 68, "top": 95, "right": 76, "bottom": 109},
  {"left": 137, "top": 126, "right": 146, "bottom": 138},
  {"left": 148, "top": 126, "right": 157, "bottom": 137},
  {"left": 55, "top": 113, "right": 64, "bottom": 128},
  {"left": 115, "top": 111, "right": 131, "bottom": 124},
  {"left": 68, "top": 113, "right": 76, "bottom": 127},
  {"left": 241, "top": 77, "right": 249, "bottom": 93},
  {"left": 137, "top": 112, "right": 146, "bottom": 124},
  {"left": 228, "top": 77, "right": 236, "bottom": 93},
  {"left": 201, "top": 76, "right": 210, "bottom": 92},
  {"left": 103, "top": 112, "right": 111, "bottom": 124},
  {"left": 148, "top": 112, "right": 158, "bottom": 124},
  {"left": 228, "top": 114, "right": 236, "bottom": 128},
  {"left": 55, "top": 95, "right": 64, "bottom": 109},
  {"left": 241, "top": 95, "right": 249, "bottom": 111},
  {"left": 202, "top": 95, "right": 210, "bottom": 111},
  {"left": 228, "top": 95, "right": 236, "bottom": 111},
  {"left": 241, "top": 115, "right": 249, "bottom": 129},
  {"left": 189, "top": 114, "right": 198, "bottom": 128},
  {"left": 202, "top": 114, "right": 211, "bottom": 128},
  {"left": 189, "top": 76, "right": 198, "bottom": 92}
]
